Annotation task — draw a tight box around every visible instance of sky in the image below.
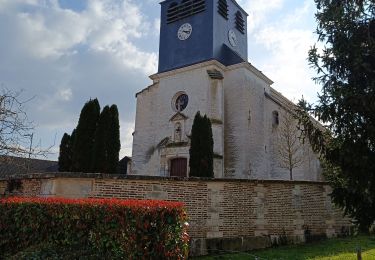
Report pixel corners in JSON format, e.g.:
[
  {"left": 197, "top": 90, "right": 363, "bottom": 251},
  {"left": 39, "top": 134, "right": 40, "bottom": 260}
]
[{"left": 0, "top": 0, "right": 321, "bottom": 160}]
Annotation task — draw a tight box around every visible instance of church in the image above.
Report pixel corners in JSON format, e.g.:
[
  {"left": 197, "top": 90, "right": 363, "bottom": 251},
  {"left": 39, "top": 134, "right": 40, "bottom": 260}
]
[{"left": 131, "top": 0, "right": 321, "bottom": 181}]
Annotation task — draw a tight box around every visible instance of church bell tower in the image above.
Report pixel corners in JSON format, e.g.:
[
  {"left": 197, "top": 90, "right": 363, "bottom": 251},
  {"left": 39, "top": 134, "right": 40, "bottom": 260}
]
[
  {"left": 132, "top": 0, "right": 251, "bottom": 178},
  {"left": 158, "top": 0, "right": 248, "bottom": 72}
]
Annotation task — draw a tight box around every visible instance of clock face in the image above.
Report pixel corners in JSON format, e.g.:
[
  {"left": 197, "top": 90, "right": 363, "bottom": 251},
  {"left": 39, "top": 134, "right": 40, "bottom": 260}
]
[
  {"left": 228, "top": 29, "right": 237, "bottom": 47},
  {"left": 177, "top": 23, "right": 193, "bottom": 41}
]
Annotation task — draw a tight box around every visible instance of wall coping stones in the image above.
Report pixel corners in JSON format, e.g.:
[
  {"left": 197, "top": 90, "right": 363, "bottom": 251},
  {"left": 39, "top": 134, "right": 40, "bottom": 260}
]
[{"left": 0, "top": 172, "right": 329, "bottom": 185}]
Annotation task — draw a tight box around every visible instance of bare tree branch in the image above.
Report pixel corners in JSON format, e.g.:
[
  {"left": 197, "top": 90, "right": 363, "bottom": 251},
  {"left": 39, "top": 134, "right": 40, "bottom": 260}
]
[
  {"left": 0, "top": 87, "right": 53, "bottom": 174},
  {"left": 277, "top": 112, "right": 304, "bottom": 180}
]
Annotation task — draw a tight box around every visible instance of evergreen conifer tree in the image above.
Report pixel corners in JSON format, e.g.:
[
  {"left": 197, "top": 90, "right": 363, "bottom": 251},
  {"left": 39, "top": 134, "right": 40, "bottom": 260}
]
[
  {"left": 107, "top": 105, "right": 120, "bottom": 174},
  {"left": 71, "top": 99, "right": 100, "bottom": 172},
  {"left": 91, "top": 105, "right": 120, "bottom": 173},
  {"left": 298, "top": 0, "right": 375, "bottom": 231},
  {"left": 189, "top": 112, "right": 214, "bottom": 177},
  {"left": 69, "top": 129, "right": 76, "bottom": 170},
  {"left": 91, "top": 106, "right": 111, "bottom": 173},
  {"left": 58, "top": 133, "right": 71, "bottom": 172}
]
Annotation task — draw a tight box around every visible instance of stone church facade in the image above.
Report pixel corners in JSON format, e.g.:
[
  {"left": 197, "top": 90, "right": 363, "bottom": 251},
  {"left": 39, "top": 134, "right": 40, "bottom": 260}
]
[{"left": 131, "top": 0, "right": 322, "bottom": 181}]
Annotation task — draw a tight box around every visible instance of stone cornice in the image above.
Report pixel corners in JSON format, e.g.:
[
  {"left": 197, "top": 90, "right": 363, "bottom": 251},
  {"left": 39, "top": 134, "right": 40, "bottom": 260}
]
[
  {"left": 0, "top": 172, "right": 328, "bottom": 185},
  {"left": 148, "top": 60, "right": 274, "bottom": 86},
  {"left": 149, "top": 60, "right": 226, "bottom": 82},
  {"left": 226, "top": 62, "right": 274, "bottom": 85},
  {"left": 135, "top": 83, "right": 158, "bottom": 97}
]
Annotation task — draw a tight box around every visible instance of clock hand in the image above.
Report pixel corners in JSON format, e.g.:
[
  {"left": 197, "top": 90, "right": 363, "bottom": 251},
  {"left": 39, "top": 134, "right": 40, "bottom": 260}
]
[{"left": 183, "top": 30, "right": 191, "bottom": 33}]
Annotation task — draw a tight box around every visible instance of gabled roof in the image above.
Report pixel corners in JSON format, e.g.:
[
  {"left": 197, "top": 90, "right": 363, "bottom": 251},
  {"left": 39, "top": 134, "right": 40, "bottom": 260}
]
[{"left": 169, "top": 112, "right": 188, "bottom": 122}]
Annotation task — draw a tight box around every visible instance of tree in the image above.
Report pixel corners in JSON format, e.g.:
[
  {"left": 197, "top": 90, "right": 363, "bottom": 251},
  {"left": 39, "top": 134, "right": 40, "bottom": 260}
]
[
  {"left": 277, "top": 112, "right": 304, "bottom": 180},
  {"left": 91, "top": 106, "right": 111, "bottom": 173},
  {"left": 1, "top": 88, "right": 33, "bottom": 158},
  {"left": 301, "top": 0, "right": 375, "bottom": 231},
  {"left": 189, "top": 111, "right": 214, "bottom": 177},
  {"left": 58, "top": 133, "right": 72, "bottom": 172},
  {"left": 0, "top": 88, "right": 51, "bottom": 174},
  {"left": 91, "top": 105, "right": 120, "bottom": 174},
  {"left": 107, "top": 105, "right": 120, "bottom": 173},
  {"left": 71, "top": 99, "right": 100, "bottom": 173},
  {"left": 58, "top": 129, "right": 75, "bottom": 172},
  {"left": 60, "top": 99, "right": 120, "bottom": 174}
]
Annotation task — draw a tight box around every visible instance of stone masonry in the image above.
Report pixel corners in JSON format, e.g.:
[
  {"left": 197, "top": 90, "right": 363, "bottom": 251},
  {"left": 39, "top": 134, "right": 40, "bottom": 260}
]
[{"left": 0, "top": 173, "right": 352, "bottom": 256}]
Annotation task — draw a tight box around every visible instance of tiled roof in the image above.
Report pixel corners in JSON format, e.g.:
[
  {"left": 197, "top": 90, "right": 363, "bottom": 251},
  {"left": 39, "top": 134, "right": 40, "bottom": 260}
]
[{"left": 0, "top": 156, "right": 58, "bottom": 176}]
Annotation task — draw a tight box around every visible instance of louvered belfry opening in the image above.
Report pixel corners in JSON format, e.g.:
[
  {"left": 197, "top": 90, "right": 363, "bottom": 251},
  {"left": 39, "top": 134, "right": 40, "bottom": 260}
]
[
  {"left": 167, "top": 0, "right": 206, "bottom": 24},
  {"left": 218, "top": 0, "right": 228, "bottom": 19},
  {"left": 235, "top": 11, "right": 245, "bottom": 34},
  {"left": 170, "top": 158, "right": 188, "bottom": 177}
]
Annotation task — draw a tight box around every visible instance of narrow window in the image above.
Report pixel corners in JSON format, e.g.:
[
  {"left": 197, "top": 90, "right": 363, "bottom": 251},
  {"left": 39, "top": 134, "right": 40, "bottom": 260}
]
[
  {"left": 218, "top": 0, "right": 228, "bottom": 20},
  {"left": 179, "top": 0, "right": 193, "bottom": 19},
  {"left": 272, "top": 111, "right": 279, "bottom": 127},
  {"left": 235, "top": 11, "right": 245, "bottom": 34},
  {"left": 192, "top": 0, "right": 205, "bottom": 14},
  {"left": 167, "top": 2, "right": 179, "bottom": 23},
  {"left": 167, "top": 0, "right": 206, "bottom": 24}
]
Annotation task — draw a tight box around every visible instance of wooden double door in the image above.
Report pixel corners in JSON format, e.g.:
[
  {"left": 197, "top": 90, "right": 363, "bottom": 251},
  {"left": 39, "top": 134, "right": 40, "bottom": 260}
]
[{"left": 170, "top": 158, "right": 187, "bottom": 177}]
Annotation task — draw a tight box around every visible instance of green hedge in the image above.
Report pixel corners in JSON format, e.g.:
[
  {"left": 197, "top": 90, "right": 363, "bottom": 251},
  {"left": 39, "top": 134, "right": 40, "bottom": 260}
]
[{"left": 0, "top": 197, "right": 189, "bottom": 259}]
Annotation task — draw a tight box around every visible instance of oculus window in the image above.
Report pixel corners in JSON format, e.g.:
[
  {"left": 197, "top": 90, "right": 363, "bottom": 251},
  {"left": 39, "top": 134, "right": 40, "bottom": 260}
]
[{"left": 173, "top": 92, "right": 189, "bottom": 112}]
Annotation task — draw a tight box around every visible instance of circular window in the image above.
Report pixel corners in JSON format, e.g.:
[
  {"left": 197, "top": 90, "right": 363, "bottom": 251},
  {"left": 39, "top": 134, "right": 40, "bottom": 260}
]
[{"left": 172, "top": 92, "right": 189, "bottom": 112}]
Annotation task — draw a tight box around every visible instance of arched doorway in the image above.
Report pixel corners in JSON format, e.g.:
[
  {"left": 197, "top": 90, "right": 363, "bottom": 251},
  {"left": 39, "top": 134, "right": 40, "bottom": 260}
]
[{"left": 170, "top": 158, "right": 187, "bottom": 177}]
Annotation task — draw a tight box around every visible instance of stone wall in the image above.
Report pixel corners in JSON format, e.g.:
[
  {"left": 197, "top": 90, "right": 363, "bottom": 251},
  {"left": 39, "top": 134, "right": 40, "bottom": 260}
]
[{"left": 0, "top": 173, "right": 351, "bottom": 256}]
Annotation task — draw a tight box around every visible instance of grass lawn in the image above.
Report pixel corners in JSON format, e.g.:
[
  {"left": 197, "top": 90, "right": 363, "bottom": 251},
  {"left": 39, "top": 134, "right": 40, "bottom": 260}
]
[{"left": 194, "top": 235, "right": 375, "bottom": 260}]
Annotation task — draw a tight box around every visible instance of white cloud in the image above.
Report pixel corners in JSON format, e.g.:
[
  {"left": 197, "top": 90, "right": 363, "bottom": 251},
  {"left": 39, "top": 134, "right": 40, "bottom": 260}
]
[
  {"left": 247, "top": 0, "right": 319, "bottom": 102},
  {"left": 256, "top": 28, "right": 317, "bottom": 99},
  {"left": 120, "top": 121, "right": 135, "bottom": 158},
  {"left": 17, "top": 11, "right": 88, "bottom": 58},
  {"left": 0, "top": 0, "right": 38, "bottom": 10},
  {"left": 4, "top": 0, "right": 157, "bottom": 73},
  {"left": 153, "top": 18, "right": 161, "bottom": 36},
  {"left": 238, "top": 0, "right": 285, "bottom": 32},
  {"left": 58, "top": 88, "right": 72, "bottom": 101},
  {"left": 0, "top": 0, "right": 157, "bottom": 159}
]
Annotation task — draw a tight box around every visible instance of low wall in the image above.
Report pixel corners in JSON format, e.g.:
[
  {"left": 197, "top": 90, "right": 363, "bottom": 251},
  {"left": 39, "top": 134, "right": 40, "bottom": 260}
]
[{"left": 0, "top": 173, "right": 351, "bottom": 256}]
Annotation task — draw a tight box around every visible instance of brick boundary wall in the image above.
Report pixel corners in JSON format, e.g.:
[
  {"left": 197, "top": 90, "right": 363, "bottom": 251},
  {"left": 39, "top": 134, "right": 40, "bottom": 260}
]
[{"left": 0, "top": 173, "right": 352, "bottom": 256}]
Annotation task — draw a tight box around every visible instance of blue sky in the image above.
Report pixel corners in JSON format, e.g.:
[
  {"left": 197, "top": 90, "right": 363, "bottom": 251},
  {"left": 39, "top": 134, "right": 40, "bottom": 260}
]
[{"left": 0, "top": 0, "right": 320, "bottom": 160}]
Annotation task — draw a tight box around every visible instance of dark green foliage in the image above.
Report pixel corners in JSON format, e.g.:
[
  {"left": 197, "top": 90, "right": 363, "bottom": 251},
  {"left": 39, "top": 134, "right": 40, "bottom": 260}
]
[
  {"left": 108, "top": 105, "right": 121, "bottom": 173},
  {"left": 91, "top": 105, "right": 120, "bottom": 173},
  {"left": 69, "top": 129, "right": 76, "bottom": 169},
  {"left": 92, "top": 106, "right": 111, "bottom": 173},
  {"left": 58, "top": 129, "right": 76, "bottom": 172},
  {"left": 58, "top": 133, "right": 72, "bottom": 172},
  {"left": 300, "top": 1, "right": 375, "bottom": 231},
  {"left": 189, "top": 111, "right": 214, "bottom": 177},
  {"left": 71, "top": 99, "right": 100, "bottom": 173},
  {"left": 64, "top": 99, "right": 120, "bottom": 174}
]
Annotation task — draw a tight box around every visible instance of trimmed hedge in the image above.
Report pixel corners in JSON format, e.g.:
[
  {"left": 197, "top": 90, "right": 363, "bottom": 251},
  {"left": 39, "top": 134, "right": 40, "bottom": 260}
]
[{"left": 0, "top": 197, "right": 189, "bottom": 259}]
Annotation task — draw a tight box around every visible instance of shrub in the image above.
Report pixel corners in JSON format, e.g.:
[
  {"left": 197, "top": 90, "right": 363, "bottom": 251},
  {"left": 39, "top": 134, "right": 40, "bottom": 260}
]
[{"left": 0, "top": 197, "right": 189, "bottom": 259}]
